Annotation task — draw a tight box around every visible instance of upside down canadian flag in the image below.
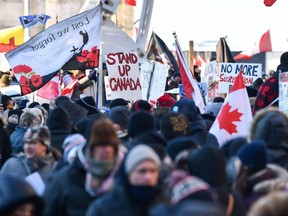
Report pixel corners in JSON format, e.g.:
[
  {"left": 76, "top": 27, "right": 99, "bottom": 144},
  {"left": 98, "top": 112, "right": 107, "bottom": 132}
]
[
  {"left": 209, "top": 72, "right": 252, "bottom": 146},
  {"left": 234, "top": 30, "right": 272, "bottom": 60}
]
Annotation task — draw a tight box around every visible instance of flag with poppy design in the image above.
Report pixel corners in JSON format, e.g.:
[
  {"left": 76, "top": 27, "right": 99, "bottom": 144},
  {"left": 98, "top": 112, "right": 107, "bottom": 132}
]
[{"left": 5, "top": 6, "right": 102, "bottom": 95}]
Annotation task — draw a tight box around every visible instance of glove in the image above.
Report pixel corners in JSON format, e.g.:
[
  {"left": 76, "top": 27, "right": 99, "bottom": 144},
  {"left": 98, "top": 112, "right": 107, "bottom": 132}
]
[{"left": 88, "top": 69, "right": 97, "bottom": 81}]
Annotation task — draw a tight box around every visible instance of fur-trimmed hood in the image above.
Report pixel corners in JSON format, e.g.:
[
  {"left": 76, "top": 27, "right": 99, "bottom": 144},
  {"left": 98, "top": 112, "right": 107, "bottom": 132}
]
[
  {"left": 253, "top": 164, "right": 288, "bottom": 193},
  {"left": 249, "top": 107, "right": 288, "bottom": 149}
]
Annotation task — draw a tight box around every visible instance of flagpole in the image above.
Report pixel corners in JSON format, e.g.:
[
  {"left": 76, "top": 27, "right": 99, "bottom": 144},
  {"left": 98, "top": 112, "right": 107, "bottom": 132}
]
[
  {"left": 24, "top": 0, "right": 30, "bottom": 42},
  {"left": 146, "top": 62, "right": 155, "bottom": 101}
]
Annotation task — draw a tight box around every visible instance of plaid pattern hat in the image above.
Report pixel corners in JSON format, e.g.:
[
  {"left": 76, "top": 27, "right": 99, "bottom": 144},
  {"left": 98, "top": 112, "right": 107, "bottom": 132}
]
[{"left": 24, "top": 125, "right": 51, "bottom": 147}]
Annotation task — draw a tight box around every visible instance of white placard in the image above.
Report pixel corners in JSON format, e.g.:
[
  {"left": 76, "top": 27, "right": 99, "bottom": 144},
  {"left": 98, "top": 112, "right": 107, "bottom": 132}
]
[
  {"left": 140, "top": 61, "right": 169, "bottom": 102},
  {"left": 218, "top": 63, "right": 262, "bottom": 93},
  {"left": 105, "top": 52, "right": 142, "bottom": 100}
]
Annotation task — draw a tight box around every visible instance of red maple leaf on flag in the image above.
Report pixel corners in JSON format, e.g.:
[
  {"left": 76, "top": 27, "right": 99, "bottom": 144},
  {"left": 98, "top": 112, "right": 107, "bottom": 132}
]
[{"left": 218, "top": 103, "right": 243, "bottom": 134}]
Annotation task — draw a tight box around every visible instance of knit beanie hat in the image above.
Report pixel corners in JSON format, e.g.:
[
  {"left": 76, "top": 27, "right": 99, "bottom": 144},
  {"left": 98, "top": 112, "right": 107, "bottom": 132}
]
[
  {"left": 28, "top": 102, "right": 40, "bottom": 108},
  {"left": 46, "top": 107, "right": 70, "bottom": 131},
  {"left": 172, "top": 98, "right": 198, "bottom": 122},
  {"left": 18, "top": 99, "right": 29, "bottom": 110},
  {"left": 109, "top": 106, "right": 131, "bottom": 129},
  {"left": 156, "top": 94, "right": 176, "bottom": 108},
  {"left": 75, "top": 96, "right": 98, "bottom": 115},
  {"left": 110, "top": 98, "right": 128, "bottom": 109},
  {"left": 24, "top": 125, "right": 51, "bottom": 148},
  {"left": 19, "top": 111, "right": 38, "bottom": 128},
  {"left": 128, "top": 130, "right": 167, "bottom": 160},
  {"left": 237, "top": 141, "right": 267, "bottom": 172},
  {"left": 125, "top": 145, "right": 161, "bottom": 174},
  {"left": 130, "top": 100, "right": 152, "bottom": 113},
  {"left": 167, "top": 137, "right": 199, "bottom": 162},
  {"left": 160, "top": 112, "right": 189, "bottom": 141},
  {"left": 128, "top": 111, "right": 155, "bottom": 138},
  {"left": 62, "top": 133, "right": 86, "bottom": 163},
  {"left": 88, "top": 119, "right": 119, "bottom": 155}
]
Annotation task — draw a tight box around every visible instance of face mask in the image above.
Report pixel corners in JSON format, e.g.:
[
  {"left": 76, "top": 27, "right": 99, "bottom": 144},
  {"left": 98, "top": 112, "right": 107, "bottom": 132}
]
[
  {"left": 87, "top": 156, "right": 115, "bottom": 178},
  {"left": 129, "top": 185, "right": 159, "bottom": 203}
]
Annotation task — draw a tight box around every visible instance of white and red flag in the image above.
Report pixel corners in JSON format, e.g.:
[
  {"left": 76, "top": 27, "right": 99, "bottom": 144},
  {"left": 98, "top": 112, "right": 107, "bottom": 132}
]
[
  {"left": 234, "top": 30, "right": 272, "bottom": 61},
  {"left": 174, "top": 36, "right": 205, "bottom": 113},
  {"left": 36, "top": 73, "right": 60, "bottom": 100},
  {"left": 5, "top": 6, "right": 102, "bottom": 95},
  {"left": 209, "top": 72, "right": 253, "bottom": 146},
  {"left": 194, "top": 55, "right": 206, "bottom": 67}
]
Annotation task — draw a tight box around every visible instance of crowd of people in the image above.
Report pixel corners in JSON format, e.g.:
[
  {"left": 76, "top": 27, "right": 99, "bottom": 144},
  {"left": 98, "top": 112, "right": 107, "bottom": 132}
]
[{"left": 1, "top": 53, "right": 288, "bottom": 216}]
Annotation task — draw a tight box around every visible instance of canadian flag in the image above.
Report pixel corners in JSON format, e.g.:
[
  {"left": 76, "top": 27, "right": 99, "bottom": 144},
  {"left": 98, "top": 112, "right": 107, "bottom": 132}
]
[
  {"left": 209, "top": 72, "right": 253, "bottom": 146},
  {"left": 174, "top": 36, "right": 206, "bottom": 113},
  {"left": 234, "top": 30, "right": 272, "bottom": 60}
]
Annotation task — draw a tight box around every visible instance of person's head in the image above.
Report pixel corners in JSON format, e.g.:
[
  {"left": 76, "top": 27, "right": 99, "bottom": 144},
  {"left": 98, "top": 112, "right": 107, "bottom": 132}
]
[
  {"left": 0, "top": 74, "right": 11, "bottom": 87},
  {"left": 128, "top": 111, "right": 155, "bottom": 138},
  {"left": 109, "top": 98, "right": 129, "bottom": 110},
  {"left": 88, "top": 119, "right": 119, "bottom": 161},
  {"left": 19, "top": 111, "right": 39, "bottom": 128},
  {"left": 2, "top": 95, "right": 13, "bottom": 111},
  {"left": 23, "top": 126, "right": 51, "bottom": 159},
  {"left": 249, "top": 107, "right": 288, "bottom": 149},
  {"left": 130, "top": 100, "right": 152, "bottom": 113},
  {"left": 125, "top": 145, "right": 161, "bottom": 186},
  {"left": 0, "top": 175, "right": 44, "bottom": 216},
  {"left": 108, "top": 106, "right": 131, "bottom": 132},
  {"left": 62, "top": 133, "right": 86, "bottom": 164},
  {"left": 173, "top": 72, "right": 181, "bottom": 83},
  {"left": 29, "top": 107, "right": 44, "bottom": 126},
  {"left": 156, "top": 93, "right": 176, "bottom": 108}
]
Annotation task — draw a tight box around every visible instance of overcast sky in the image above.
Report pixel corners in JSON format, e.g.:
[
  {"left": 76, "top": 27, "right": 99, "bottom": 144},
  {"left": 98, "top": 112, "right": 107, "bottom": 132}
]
[{"left": 135, "top": 0, "right": 288, "bottom": 52}]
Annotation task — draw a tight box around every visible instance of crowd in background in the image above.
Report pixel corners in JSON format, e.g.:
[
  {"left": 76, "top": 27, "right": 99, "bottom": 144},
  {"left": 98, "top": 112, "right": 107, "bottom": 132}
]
[{"left": 1, "top": 53, "right": 288, "bottom": 216}]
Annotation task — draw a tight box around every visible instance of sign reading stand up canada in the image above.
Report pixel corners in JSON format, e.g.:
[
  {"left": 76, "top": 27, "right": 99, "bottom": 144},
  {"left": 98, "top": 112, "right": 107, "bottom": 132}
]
[{"left": 105, "top": 52, "right": 142, "bottom": 100}]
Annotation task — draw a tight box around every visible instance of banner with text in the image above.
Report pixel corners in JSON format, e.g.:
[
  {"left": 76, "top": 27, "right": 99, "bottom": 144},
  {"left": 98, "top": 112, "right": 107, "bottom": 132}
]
[
  {"left": 218, "top": 63, "right": 262, "bottom": 93},
  {"left": 105, "top": 52, "right": 142, "bottom": 100},
  {"left": 140, "top": 61, "right": 169, "bottom": 103},
  {"left": 279, "top": 71, "right": 288, "bottom": 114}
]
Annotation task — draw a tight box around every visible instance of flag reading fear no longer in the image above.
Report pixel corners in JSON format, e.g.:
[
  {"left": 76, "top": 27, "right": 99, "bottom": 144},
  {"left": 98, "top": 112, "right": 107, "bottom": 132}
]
[{"left": 5, "top": 6, "right": 102, "bottom": 95}]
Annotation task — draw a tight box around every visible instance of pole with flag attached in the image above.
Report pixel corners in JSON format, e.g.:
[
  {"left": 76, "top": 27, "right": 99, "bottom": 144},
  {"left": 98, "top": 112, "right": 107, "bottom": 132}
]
[
  {"left": 173, "top": 32, "right": 205, "bottom": 113},
  {"left": 209, "top": 71, "right": 253, "bottom": 146}
]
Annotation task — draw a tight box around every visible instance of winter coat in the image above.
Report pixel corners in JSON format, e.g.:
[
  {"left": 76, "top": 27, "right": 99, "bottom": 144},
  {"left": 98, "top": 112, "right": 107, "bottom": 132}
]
[
  {"left": 249, "top": 108, "right": 288, "bottom": 170},
  {"left": 86, "top": 184, "right": 163, "bottom": 216},
  {"left": 0, "top": 154, "right": 56, "bottom": 184},
  {"left": 0, "top": 124, "right": 12, "bottom": 168},
  {"left": 241, "top": 164, "right": 287, "bottom": 210},
  {"left": 10, "top": 126, "right": 26, "bottom": 154}
]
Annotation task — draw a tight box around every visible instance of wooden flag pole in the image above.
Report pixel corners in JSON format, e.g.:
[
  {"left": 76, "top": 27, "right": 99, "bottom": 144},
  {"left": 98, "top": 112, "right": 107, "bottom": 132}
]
[{"left": 189, "top": 40, "right": 194, "bottom": 75}]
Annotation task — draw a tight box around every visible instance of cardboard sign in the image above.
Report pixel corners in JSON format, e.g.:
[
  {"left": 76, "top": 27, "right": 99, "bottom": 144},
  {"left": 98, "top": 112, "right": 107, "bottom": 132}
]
[
  {"left": 218, "top": 63, "right": 262, "bottom": 93},
  {"left": 105, "top": 52, "right": 142, "bottom": 100}
]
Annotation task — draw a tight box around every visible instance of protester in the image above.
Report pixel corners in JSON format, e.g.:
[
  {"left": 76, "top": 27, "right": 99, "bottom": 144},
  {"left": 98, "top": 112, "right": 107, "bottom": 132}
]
[
  {"left": 1, "top": 126, "right": 57, "bottom": 184},
  {"left": 43, "top": 119, "right": 124, "bottom": 216},
  {"left": 254, "top": 51, "right": 288, "bottom": 112},
  {"left": 46, "top": 107, "right": 71, "bottom": 153},
  {"left": 86, "top": 145, "right": 164, "bottom": 216},
  {"left": 249, "top": 107, "right": 288, "bottom": 170},
  {"left": 0, "top": 114, "right": 12, "bottom": 168},
  {"left": 188, "top": 147, "right": 245, "bottom": 216},
  {"left": 130, "top": 99, "right": 152, "bottom": 113},
  {"left": 0, "top": 175, "right": 44, "bottom": 216},
  {"left": 10, "top": 110, "right": 39, "bottom": 154},
  {"left": 232, "top": 141, "right": 286, "bottom": 211}
]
